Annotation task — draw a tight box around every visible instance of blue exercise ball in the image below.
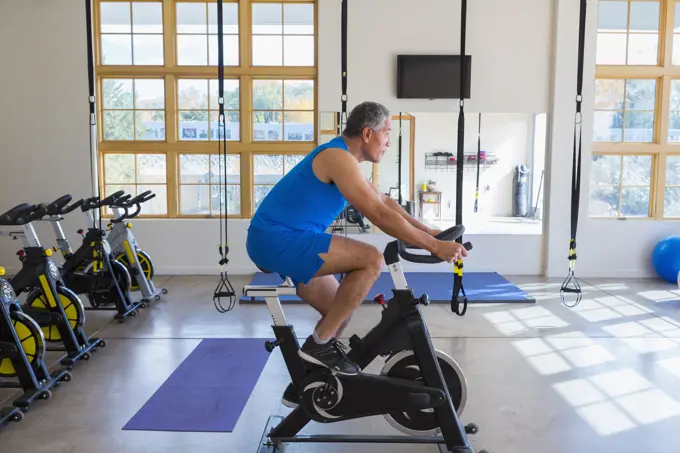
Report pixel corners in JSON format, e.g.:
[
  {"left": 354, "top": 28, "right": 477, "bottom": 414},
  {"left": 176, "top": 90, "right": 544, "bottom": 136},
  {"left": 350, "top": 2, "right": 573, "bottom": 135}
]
[{"left": 652, "top": 235, "right": 680, "bottom": 283}]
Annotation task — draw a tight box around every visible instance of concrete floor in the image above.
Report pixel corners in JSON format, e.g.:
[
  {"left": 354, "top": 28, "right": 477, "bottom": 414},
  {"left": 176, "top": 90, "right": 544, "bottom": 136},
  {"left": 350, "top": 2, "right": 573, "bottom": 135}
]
[{"left": 1, "top": 273, "right": 680, "bottom": 453}]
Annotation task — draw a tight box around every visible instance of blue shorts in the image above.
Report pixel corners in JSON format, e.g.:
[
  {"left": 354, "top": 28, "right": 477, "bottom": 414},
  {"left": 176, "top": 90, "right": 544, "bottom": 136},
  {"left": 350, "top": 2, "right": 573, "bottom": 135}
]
[{"left": 246, "top": 226, "right": 332, "bottom": 286}]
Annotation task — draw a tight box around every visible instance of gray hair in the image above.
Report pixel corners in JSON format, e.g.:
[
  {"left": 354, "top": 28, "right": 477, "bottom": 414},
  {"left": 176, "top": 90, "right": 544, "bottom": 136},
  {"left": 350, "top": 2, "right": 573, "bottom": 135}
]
[{"left": 342, "top": 101, "right": 391, "bottom": 138}]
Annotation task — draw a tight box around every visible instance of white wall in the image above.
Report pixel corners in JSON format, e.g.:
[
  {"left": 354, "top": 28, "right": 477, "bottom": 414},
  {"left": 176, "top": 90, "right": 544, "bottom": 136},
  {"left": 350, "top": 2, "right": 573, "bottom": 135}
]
[
  {"left": 317, "top": 0, "right": 554, "bottom": 114},
  {"left": 412, "top": 112, "right": 534, "bottom": 219}
]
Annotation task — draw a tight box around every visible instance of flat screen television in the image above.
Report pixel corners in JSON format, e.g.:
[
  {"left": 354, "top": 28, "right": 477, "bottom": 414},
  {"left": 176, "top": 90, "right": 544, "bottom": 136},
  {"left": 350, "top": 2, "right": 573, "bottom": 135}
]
[{"left": 396, "top": 54, "right": 471, "bottom": 99}]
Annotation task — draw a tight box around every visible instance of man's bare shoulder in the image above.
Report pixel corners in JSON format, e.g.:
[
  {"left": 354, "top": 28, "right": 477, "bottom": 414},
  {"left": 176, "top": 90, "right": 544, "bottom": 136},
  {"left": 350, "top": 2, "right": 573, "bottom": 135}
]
[{"left": 312, "top": 148, "right": 358, "bottom": 184}]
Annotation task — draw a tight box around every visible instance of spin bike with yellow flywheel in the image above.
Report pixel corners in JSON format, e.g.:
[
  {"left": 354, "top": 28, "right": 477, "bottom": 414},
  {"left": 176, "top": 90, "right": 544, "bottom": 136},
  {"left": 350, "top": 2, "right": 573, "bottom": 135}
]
[
  {"left": 0, "top": 265, "right": 72, "bottom": 426},
  {"left": 0, "top": 203, "right": 105, "bottom": 370}
]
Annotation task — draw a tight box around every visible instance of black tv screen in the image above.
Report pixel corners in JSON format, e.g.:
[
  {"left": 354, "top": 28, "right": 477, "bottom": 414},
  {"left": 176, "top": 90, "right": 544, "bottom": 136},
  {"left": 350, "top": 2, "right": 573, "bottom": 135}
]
[{"left": 396, "top": 55, "right": 471, "bottom": 99}]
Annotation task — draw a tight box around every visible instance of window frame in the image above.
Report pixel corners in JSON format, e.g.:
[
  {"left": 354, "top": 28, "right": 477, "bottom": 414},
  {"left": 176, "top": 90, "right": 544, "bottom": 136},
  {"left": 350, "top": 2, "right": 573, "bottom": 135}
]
[
  {"left": 93, "top": 0, "right": 318, "bottom": 219},
  {"left": 593, "top": 0, "right": 680, "bottom": 220}
]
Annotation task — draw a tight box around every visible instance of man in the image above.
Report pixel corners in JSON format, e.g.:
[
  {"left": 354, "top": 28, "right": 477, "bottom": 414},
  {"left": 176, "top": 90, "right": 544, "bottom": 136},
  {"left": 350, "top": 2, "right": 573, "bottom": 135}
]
[{"left": 246, "top": 101, "right": 469, "bottom": 406}]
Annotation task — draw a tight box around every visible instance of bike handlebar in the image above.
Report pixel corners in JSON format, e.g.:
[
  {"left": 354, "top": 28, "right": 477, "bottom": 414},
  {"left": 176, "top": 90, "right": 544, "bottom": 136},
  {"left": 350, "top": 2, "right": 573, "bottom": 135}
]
[
  {"left": 397, "top": 225, "right": 473, "bottom": 264},
  {"left": 62, "top": 198, "right": 85, "bottom": 214},
  {"left": 0, "top": 203, "right": 49, "bottom": 226}
]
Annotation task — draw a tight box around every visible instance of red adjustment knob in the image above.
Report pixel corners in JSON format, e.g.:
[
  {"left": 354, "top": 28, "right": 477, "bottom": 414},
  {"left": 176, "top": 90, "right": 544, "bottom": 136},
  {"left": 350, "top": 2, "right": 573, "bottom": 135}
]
[
  {"left": 373, "top": 293, "right": 385, "bottom": 305},
  {"left": 16, "top": 250, "right": 24, "bottom": 257},
  {"left": 77, "top": 229, "right": 84, "bottom": 235}
]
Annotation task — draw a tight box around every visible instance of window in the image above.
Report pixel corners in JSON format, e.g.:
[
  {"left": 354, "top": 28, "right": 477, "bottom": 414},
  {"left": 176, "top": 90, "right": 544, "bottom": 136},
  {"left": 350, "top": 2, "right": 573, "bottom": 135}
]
[
  {"left": 177, "top": 78, "right": 240, "bottom": 141},
  {"left": 590, "top": 155, "right": 653, "bottom": 217},
  {"left": 253, "top": 79, "right": 314, "bottom": 141},
  {"left": 665, "top": 155, "right": 680, "bottom": 217},
  {"left": 100, "top": 1, "right": 164, "bottom": 65},
  {"left": 593, "top": 78, "right": 656, "bottom": 143},
  {"left": 104, "top": 153, "right": 168, "bottom": 215},
  {"left": 253, "top": 154, "right": 305, "bottom": 209},
  {"left": 95, "top": 0, "right": 318, "bottom": 218},
  {"left": 176, "top": 2, "right": 239, "bottom": 66},
  {"left": 596, "top": 0, "right": 660, "bottom": 66},
  {"left": 592, "top": 0, "right": 680, "bottom": 220},
  {"left": 102, "top": 78, "right": 166, "bottom": 140},
  {"left": 179, "top": 154, "right": 240, "bottom": 215},
  {"left": 252, "top": 3, "right": 314, "bottom": 66}
]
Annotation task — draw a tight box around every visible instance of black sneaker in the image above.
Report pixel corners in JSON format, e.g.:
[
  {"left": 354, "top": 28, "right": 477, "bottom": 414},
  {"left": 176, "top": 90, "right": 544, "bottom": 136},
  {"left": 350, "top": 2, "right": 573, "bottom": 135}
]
[
  {"left": 298, "top": 336, "right": 360, "bottom": 375},
  {"left": 281, "top": 382, "right": 298, "bottom": 408}
]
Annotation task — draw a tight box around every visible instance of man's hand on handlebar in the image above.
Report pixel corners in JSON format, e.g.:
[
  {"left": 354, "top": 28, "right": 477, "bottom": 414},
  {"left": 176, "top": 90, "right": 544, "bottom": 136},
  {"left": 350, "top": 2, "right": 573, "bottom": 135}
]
[
  {"left": 427, "top": 227, "right": 442, "bottom": 236},
  {"left": 433, "top": 241, "right": 469, "bottom": 263}
]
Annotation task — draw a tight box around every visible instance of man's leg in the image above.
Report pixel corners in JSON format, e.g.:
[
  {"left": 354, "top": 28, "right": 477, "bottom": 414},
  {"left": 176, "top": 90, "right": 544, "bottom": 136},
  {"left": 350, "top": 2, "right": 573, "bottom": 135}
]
[
  {"left": 295, "top": 235, "right": 383, "bottom": 375},
  {"left": 296, "top": 275, "right": 352, "bottom": 339}
]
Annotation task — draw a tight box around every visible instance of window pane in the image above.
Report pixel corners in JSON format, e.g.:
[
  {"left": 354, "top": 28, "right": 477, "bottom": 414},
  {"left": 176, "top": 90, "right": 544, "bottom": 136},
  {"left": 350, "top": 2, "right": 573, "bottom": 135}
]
[
  {"left": 254, "top": 155, "right": 283, "bottom": 184},
  {"left": 591, "top": 155, "right": 621, "bottom": 186},
  {"left": 135, "top": 111, "right": 165, "bottom": 140},
  {"left": 622, "top": 155, "right": 652, "bottom": 185},
  {"left": 226, "top": 185, "right": 241, "bottom": 215},
  {"left": 284, "top": 36, "right": 314, "bottom": 66},
  {"left": 103, "top": 79, "right": 133, "bottom": 109},
  {"left": 593, "top": 111, "right": 623, "bottom": 141},
  {"left": 134, "top": 79, "right": 165, "bottom": 108},
  {"left": 177, "top": 3, "right": 206, "bottom": 34},
  {"left": 254, "top": 185, "right": 274, "bottom": 210},
  {"left": 665, "top": 187, "right": 680, "bottom": 217},
  {"left": 629, "top": 2, "right": 659, "bottom": 32},
  {"left": 625, "top": 79, "right": 656, "bottom": 110},
  {"left": 597, "top": 34, "right": 627, "bottom": 64},
  {"left": 284, "top": 4, "right": 314, "bottom": 34},
  {"left": 132, "top": 35, "right": 164, "bottom": 65},
  {"left": 181, "top": 185, "right": 210, "bottom": 214},
  {"left": 667, "top": 156, "right": 680, "bottom": 185},
  {"left": 210, "top": 79, "right": 239, "bottom": 110},
  {"left": 207, "top": 3, "right": 239, "bottom": 34},
  {"left": 253, "top": 80, "right": 283, "bottom": 109},
  {"left": 253, "top": 3, "right": 282, "bottom": 34},
  {"left": 180, "top": 154, "right": 210, "bottom": 184},
  {"left": 284, "top": 80, "right": 314, "bottom": 109},
  {"left": 627, "top": 34, "right": 658, "bottom": 65},
  {"left": 284, "top": 155, "right": 305, "bottom": 174},
  {"left": 106, "top": 184, "right": 136, "bottom": 198},
  {"left": 253, "top": 35, "right": 283, "bottom": 65},
  {"left": 253, "top": 112, "right": 283, "bottom": 141},
  {"left": 210, "top": 111, "right": 240, "bottom": 141},
  {"left": 598, "top": 1, "right": 628, "bottom": 32},
  {"left": 595, "top": 79, "right": 624, "bottom": 109},
  {"left": 178, "top": 79, "right": 209, "bottom": 109},
  {"left": 676, "top": 3, "right": 680, "bottom": 31},
  {"left": 179, "top": 111, "right": 210, "bottom": 140},
  {"left": 178, "top": 35, "right": 208, "bottom": 65},
  {"left": 624, "top": 111, "right": 654, "bottom": 142},
  {"left": 101, "top": 35, "right": 132, "bottom": 65},
  {"left": 132, "top": 2, "right": 163, "bottom": 34},
  {"left": 620, "top": 187, "right": 650, "bottom": 216},
  {"left": 210, "top": 154, "right": 240, "bottom": 183},
  {"left": 101, "top": 2, "right": 131, "bottom": 33},
  {"left": 104, "top": 111, "right": 134, "bottom": 140},
  {"left": 673, "top": 35, "right": 680, "bottom": 65},
  {"left": 670, "top": 80, "right": 680, "bottom": 110},
  {"left": 208, "top": 35, "right": 239, "bottom": 66},
  {"left": 105, "top": 154, "right": 135, "bottom": 183},
  {"left": 138, "top": 185, "right": 167, "bottom": 214},
  {"left": 669, "top": 112, "right": 680, "bottom": 142},
  {"left": 590, "top": 186, "right": 619, "bottom": 217},
  {"left": 284, "top": 112, "right": 314, "bottom": 141},
  {"left": 137, "top": 155, "right": 166, "bottom": 183}
]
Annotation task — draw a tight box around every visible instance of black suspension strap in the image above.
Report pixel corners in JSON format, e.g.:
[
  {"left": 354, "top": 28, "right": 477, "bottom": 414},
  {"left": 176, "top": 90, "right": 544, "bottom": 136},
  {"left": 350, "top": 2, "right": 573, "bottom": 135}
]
[
  {"left": 398, "top": 113, "right": 403, "bottom": 205},
  {"left": 213, "top": 0, "right": 236, "bottom": 313},
  {"left": 560, "top": 0, "right": 587, "bottom": 308},
  {"left": 85, "top": 0, "right": 99, "bottom": 230},
  {"left": 340, "top": 0, "right": 348, "bottom": 134},
  {"left": 452, "top": 0, "right": 468, "bottom": 317},
  {"left": 474, "top": 113, "right": 481, "bottom": 213}
]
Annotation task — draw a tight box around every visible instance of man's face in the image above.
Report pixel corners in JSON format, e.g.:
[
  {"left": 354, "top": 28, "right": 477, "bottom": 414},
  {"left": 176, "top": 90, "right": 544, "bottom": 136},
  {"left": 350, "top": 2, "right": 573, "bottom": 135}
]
[{"left": 363, "top": 118, "right": 391, "bottom": 163}]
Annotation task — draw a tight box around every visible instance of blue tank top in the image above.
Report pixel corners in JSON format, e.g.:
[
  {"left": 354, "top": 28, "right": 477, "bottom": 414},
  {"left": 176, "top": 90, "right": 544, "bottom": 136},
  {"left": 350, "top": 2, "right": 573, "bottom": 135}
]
[{"left": 250, "top": 137, "right": 349, "bottom": 233}]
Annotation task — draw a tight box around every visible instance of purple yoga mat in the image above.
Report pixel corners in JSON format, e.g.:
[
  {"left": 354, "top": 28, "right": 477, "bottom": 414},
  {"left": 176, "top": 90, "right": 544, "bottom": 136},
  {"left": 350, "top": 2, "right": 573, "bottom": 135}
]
[{"left": 123, "top": 338, "right": 271, "bottom": 432}]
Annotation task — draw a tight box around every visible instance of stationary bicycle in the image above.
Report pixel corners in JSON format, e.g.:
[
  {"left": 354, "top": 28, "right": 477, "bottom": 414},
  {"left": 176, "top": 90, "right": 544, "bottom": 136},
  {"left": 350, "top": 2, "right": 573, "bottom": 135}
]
[
  {"left": 0, "top": 203, "right": 105, "bottom": 369},
  {"left": 37, "top": 193, "right": 143, "bottom": 322},
  {"left": 242, "top": 226, "right": 489, "bottom": 453},
  {"left": 106, "top": 190, "right": 167, "bottom": 302},
  {"left": 0, "top": 266, "right": 72, "bottom": 425}
]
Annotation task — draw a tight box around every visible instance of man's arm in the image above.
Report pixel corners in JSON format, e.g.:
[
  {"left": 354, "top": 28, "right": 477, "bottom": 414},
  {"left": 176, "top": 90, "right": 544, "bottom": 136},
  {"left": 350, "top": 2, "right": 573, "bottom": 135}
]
[
  {"left": 371, "top": 184, "right": 437, "bottom": 235},
  {"left": 315, "top": 149, "right": 440, "bottom": 253}
]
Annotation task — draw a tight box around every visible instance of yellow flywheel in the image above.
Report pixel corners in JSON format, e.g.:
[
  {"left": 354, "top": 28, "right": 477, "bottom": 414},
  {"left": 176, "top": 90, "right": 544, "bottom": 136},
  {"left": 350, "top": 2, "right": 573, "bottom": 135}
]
[
  {"left": 0, "top": 311, "right": 45, "bottom": 377},
  {"left": 27, "top": 288, "right": 84, "bottom": 343}
]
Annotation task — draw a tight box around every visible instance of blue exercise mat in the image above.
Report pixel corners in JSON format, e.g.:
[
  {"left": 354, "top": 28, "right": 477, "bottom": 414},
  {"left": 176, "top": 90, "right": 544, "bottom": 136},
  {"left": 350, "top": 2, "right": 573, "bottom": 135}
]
[
  {"left": 123, "top": 338, "right": 270, "bottom": 432},
  {"left": 241, "top": 272, "right": 534, "bottom": 303}
]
